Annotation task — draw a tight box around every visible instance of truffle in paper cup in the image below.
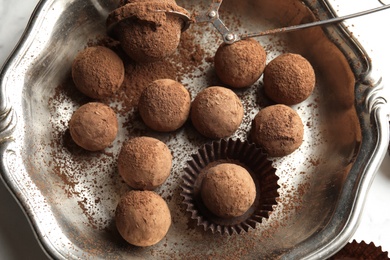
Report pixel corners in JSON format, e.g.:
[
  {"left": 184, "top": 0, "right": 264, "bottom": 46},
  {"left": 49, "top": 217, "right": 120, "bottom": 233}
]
[
  {"left": 330, "top": 240, "right": 389, "bottom": 260},
  {"left": 180, "top": 138, "right": 279, "bottom": 235}
]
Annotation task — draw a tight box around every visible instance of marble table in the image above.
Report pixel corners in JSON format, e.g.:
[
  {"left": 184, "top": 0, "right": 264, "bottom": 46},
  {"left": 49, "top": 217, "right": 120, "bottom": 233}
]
[{"left": 0, "top": 0, "right": 389, "bottom": 259}]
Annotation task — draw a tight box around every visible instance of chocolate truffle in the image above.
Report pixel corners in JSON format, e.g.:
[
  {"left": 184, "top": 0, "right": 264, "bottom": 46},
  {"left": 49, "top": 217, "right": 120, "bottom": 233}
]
[
  {"left": 72, "top": 46, "right": 124, "bottom": 99},
  {"left": 251, "top": 104, "right": 304, "bottom": 157},
  {"left": 107, "top": 0, "right": 188, "bottom": 62},
  {"left": 181, "top": 139, "right": 280, "bottom": 235},
  {"left": 138, "top": 79, "right": 191, "bottom": 132},
  {"left": 191, "top": 86, "right": 244, "bottom": 139},
  {"left": 118, "top": 136, "right": 172, "bottom": 190},
  {"left": 115, "top": 190, "right": 171, "bottom": 247},
  {"left": 201, "top": 163, "right": 256, "bottom": 218},
  {"left": 263, "top": 53, "right": 315, "bottom": 105},
  {"left": 214, "top": 38, "right": 266, "bottom": 88},
  {"left": 69, "top": 102, "right": 118, "bottom": 151}
]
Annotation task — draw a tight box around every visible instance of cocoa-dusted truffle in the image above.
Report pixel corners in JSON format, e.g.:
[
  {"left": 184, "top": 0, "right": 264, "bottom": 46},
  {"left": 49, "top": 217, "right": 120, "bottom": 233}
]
[
  {"left": 69, "top": 102, "right": 118, "bottom": 151},
  {"left": 115, "top": 190, "right": 171, "bottom": 247},
  {"left": 72, "top": 46, "right": 124, "bottom": 99},
  {"left": 181, "top": 139, "right": 279, "bottom": 235},
  {"left": 107, "top": 0, "right": 189, "bottom": 62},
  {"left": 191, "top": 86, "right": 244, "bottom": 139},
  {"left": 263, "top": 53, "right": 315, "bottom": 105},
  {"left": 201, "top": 163, "right": 256, "bottom": 218},
  {"left": 138, "top": 79, "right": 191, "bottom": 132},
  {"left": 118, "top": 136, "right": 172, "bottom": 190},
  {"left": 214, "top": 38, "right": 266, "bottom": 88},
  {"left": 251, "top": 104, "right": 304, "bottom": 157}
]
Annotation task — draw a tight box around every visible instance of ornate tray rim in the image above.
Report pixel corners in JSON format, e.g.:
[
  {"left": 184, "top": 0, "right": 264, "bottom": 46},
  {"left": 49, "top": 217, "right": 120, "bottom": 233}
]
[{"left": 0, "top": 0, "right": 389, "bottom": 259}]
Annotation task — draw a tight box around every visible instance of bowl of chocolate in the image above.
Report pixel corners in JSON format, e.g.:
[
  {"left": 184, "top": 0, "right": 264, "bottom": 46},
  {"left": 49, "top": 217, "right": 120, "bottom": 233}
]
[{"left": 1, "top": 0, "right": 389, "bottom": 259}]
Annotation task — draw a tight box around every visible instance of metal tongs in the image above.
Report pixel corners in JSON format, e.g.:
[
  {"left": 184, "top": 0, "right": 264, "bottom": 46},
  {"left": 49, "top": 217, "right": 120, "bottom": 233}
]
[{"left": 173, "top": 1, "right": 390, "bottom": 44}]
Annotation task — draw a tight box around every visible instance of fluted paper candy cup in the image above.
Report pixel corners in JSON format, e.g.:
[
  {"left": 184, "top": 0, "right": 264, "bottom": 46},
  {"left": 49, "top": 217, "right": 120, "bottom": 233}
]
[
  {"left": 330, "top": 240, "right": 389, "bottom": 260},
  {"left": 181, "top": 138, "right": 280, "bottom": 235}
]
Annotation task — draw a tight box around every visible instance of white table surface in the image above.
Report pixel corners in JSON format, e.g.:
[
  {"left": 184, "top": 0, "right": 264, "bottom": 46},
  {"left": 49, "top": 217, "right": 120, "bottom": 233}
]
[{"left": 0, "top": 0, "right": 389, "bottom": 259}]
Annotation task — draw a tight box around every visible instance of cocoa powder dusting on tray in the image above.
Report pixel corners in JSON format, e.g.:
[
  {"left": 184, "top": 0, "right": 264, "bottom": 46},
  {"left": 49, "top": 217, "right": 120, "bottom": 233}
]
[
  {"left": 47, "top": 22, "right": 210, "bottom": 231},
  {"left": 101, "top": 30, "right": 207, "bottom": 113},
  {"left": 114, "top": 59, "right": 177, "bottom": 111},
  {"left": 43, "top": 2, "right": 321, "bottom": 257}
]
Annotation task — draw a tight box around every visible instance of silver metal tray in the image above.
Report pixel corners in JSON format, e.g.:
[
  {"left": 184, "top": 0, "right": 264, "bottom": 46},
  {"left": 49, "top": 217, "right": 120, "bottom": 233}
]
[{"left": 1, "top": 0, "right": 389, "bottom": 259}]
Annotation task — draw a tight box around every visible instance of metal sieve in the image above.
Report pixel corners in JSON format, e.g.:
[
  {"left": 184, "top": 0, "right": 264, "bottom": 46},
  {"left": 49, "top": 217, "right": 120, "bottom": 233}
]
[{"left": 171, "top": 0, "right": 390, "bottom": 44}]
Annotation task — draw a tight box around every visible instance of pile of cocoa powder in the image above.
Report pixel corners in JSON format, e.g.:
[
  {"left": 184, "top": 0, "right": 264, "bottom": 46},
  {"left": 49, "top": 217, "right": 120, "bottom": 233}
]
[{"left": 87, "top": 30, "right": 208, "bottom": 116}]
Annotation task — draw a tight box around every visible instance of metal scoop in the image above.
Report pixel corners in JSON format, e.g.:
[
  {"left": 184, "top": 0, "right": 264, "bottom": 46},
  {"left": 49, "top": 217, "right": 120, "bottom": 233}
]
[{"left": 171, "top": 1, "right": 390, "bottom": 44}]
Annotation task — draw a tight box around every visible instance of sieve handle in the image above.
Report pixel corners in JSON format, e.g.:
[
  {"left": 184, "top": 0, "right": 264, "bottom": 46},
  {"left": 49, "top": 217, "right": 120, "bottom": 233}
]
[
  {"left": 193, "top": 1, "right": 390, "bottom": 44},
  {"left": 240, "top": 4, "right": 390, "bottom": 39}
]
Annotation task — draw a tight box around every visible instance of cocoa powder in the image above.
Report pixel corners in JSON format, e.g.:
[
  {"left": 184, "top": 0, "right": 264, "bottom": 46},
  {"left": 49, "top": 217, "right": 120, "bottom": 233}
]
[
  {"left": 96, "top": 30, "right": 208, "bottom": 115},
  {"left": 138, "top": 79, "right": 191, "bottom": 132},
  {"left": 108, "top": 1, "right": 190, "bottom": 62},
  {"left": 115, "top": 190, "right": 171, "bottom": 247},
  {"left": 112, "top": 59, "right": 177, "bottom": 112},
  {"left": 44, "top": 0, "right": 318, "bottom": 257},
  {"left": 214, "top": 38, "right": 266, "bottom": 88},
  {"left": 117, "top": 136, "right": 172, "bottom": 190},
  {"left": 263, "top": 53, "right": 315, "bottom": 105},
  {"left": 72, "top": 46, "right": 125, "bottom": 99},
  {"left": 201, "top": 163, "right": 256, "bottom": 218},
  {"left": 251, "top": 104, "right": 304, "bottom": 157},
  {"left": 69, "top": 102, "right": 118, "bottom": 151},
  {"left": 191, "top": 86, "right": 244, "bottom": 139}
]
